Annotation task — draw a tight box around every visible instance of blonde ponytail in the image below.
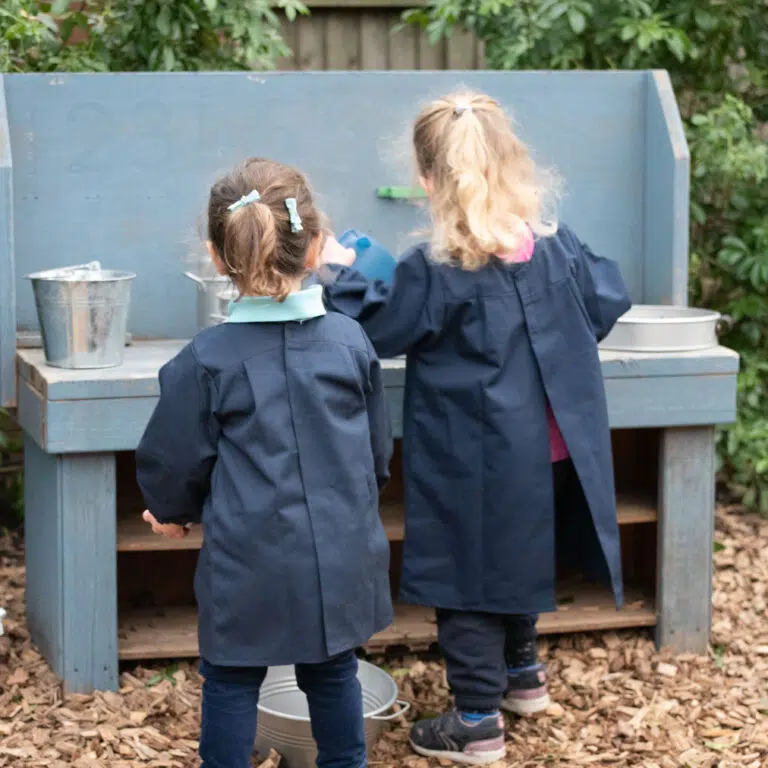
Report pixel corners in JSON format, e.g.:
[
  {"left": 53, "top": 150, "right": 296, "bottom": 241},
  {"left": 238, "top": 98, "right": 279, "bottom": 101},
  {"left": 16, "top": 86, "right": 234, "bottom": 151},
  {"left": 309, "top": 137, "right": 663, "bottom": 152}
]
[{"left": 413, "top": 91, "right": 558, "bottom": 269}]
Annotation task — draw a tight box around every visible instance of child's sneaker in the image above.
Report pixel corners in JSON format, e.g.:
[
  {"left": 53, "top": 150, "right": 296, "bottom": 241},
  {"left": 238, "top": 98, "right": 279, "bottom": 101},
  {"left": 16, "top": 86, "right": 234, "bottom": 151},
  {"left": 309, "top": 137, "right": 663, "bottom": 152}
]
[
  {"left": 501, "top": 663, "right": 550, "bottom": 716},
  {"left": 409, "top": 711, "right": 505, "bottom": 765}
]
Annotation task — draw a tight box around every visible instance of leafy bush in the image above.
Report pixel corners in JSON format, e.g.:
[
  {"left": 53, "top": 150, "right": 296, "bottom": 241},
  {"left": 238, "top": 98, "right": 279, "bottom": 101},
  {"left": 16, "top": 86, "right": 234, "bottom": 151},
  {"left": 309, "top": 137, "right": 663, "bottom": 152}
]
[
  {"left": 0, "top": 0, "right": 107, "bottom": 71},
  {"left": 406, "top": 0, "right": 768, "bottom": 512},
  {"left": 1, "top": 0, "right": 307, "bottom": 74},
  {"left": 102, "top": 0, "right": 307, "bottom": 72}
]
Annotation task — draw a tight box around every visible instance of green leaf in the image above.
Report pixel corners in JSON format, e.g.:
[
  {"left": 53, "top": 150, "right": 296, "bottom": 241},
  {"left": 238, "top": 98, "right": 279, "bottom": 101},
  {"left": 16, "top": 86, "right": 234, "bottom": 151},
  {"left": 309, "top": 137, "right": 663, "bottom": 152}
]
[
  {"left": 162, "top": 45, "right": 175, "bottom": 71},
  {"left": 620, "top": 25, "right": 637, "bottom": 41},
  {"left": 693, "top": 9, "right": 717, "bottom": 31},
  {"left": 50, "top": 0, "right": 71, "bottom": 15},
  {"left": 666, "top": 35, "right": 686, "bottom": 63},
  {"left": 713, "top": 541, "right": 725, "bottom": 553},
  {"left": 156, "top": 7, "right": 171, "bottom": 37},
  {"left": 567, "top": 9, "right": 586, "bottom": 34},
  {"left": 204, "top": 0, "right": 218, "bottom": 10}
]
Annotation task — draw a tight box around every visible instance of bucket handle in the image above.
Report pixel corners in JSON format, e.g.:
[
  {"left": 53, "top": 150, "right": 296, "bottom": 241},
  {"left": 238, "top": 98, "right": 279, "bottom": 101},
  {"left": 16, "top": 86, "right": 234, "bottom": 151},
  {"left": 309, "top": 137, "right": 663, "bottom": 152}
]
[
  {"left": 183, "top": 271, "right": 206, "bottom": 288},
  {"left": 60, "top": 260, "right": 101, "bottom": 273},
  {"left": 716, "top": 314, "right": 734, "bottom": 336},
  {"left": 370, "top": 700, "right": 411, "bottom": 721},
  {"left": 25, "top": 261, "right": 101, "bottom": 280}
]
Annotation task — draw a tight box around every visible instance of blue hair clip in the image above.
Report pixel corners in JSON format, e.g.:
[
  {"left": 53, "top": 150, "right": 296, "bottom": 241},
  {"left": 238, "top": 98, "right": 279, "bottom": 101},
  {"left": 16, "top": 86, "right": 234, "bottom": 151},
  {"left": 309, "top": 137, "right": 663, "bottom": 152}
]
[
  {"left": 285, "top": 198, "right": 303, "bottom": 233},
  {"left": 228, "top": 189, "right": 261, "bottom": 212}
]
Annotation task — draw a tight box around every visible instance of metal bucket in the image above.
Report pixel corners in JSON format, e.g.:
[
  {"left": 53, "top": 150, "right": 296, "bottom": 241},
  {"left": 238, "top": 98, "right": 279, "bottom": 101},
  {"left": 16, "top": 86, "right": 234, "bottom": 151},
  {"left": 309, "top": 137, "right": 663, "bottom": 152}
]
[
  {"left": 210, "top": 286, "right": 239, "bottom": 325},
  {"left": 255, "top": 661, "right": 409, "bottom": 768},
  {"left": 184, "top": 272, "right": 232, "bottom": 330},
  {"left": 600, "top": 305, "right": 730, "bottom": 353},
  {"left": 26, "top": 261, "right": 135, "bottom": 369}
]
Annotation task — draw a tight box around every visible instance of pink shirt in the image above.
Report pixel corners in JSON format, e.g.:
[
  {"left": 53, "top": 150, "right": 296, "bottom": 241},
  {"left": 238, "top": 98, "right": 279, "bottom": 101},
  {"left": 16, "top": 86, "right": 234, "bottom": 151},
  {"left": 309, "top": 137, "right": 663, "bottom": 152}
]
[{"left": 497, "top": 226, "right": 570, "bottom": 463}]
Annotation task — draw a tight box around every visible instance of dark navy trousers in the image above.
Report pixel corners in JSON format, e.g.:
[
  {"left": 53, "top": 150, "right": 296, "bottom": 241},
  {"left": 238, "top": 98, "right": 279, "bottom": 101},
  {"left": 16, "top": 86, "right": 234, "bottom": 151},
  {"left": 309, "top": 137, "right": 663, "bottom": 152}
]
[
  {"left": 437, "top": 460, "right": 578, "bottom": 711},
  {"left": 437, "top": 610, "right": 538, "bottom": 711},
  {"left": 199, "top": 651, "right": 366, "bottom": 768}
]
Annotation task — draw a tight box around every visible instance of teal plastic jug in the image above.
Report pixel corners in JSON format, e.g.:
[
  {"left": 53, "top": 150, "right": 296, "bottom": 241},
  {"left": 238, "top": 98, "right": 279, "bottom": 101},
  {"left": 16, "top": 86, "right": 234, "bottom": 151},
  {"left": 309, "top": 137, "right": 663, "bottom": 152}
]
[{"left": 337, "top": 229, "right": 397, "bottom": 284}]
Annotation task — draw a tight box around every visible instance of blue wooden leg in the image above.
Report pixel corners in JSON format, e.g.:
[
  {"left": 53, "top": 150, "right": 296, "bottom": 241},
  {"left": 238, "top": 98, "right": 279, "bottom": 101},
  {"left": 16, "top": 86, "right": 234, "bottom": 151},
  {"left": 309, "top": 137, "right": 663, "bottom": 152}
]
[
  {"left": 24, "top": 435, "right": 118, "bottom": 692},
  {"left": 656, "top": 426, "right": 716, "bottom": 654}
]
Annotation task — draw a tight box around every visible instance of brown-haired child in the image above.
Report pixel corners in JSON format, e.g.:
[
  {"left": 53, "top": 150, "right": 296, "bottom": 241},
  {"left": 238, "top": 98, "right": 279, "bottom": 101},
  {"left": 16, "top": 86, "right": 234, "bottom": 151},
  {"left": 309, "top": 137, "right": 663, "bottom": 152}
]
[{"left": 137, "top": 157, "right": 393, "bottom": 768}]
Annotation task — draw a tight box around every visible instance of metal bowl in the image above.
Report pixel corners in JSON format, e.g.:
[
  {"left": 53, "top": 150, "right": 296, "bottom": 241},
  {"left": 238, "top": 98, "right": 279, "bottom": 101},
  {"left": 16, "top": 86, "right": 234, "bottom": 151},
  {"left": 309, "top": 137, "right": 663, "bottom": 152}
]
[
  {"left": 255, "top": 661, "right": 408, "bottom": 768},
  {"left": 600, "top": 305, "right": 729, "bottom": 353}
]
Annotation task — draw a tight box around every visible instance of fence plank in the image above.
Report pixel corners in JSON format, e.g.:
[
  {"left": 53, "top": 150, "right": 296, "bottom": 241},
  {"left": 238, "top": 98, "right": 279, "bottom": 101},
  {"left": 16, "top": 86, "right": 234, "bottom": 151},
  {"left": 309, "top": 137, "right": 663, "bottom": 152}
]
[
  {"left": 417, "top": 27, "right": 445, "bottom": 70},
  {"left": 446, "top": 25, "right": 479, "bottom": 69},
  {"left": 360, "top": 11, "right": 390, "bottom": 69},
  {"left": 326, "top": 10, "right": 361, "bottom": 70},
  {"left": 296, "top": 13, "right": 327, "bottom": 70},
  {"left": 389, "top": 14, "right": 418, "bottom": 69},
  {"left": 276, "top": 14, "right": 299, "bottom": 70}
]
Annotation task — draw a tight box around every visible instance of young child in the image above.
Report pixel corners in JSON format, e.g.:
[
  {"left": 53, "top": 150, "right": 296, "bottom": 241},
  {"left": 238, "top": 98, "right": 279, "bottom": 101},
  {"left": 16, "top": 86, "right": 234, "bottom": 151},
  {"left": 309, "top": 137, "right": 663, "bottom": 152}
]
[
  {"left": 136, "top": 157, "right": 393, "bottom": 768},
  {"left": 318, "top": 91, "right": 631, "bottom": 765}
]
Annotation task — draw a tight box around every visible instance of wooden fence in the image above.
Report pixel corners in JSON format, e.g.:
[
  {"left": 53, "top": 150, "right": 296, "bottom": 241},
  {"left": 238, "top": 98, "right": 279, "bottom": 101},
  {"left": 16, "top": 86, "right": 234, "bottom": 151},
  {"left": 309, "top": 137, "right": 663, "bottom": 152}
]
[{"left": 278, "top": 1, "right": 484, "bottom": 70}]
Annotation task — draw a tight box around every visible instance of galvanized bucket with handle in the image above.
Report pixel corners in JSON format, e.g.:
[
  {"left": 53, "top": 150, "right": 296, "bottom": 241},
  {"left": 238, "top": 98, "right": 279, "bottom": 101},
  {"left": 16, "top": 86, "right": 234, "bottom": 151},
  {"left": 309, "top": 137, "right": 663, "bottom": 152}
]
[
  {"left": 255, "top": 661, "right": 409, "bottom": 768},
  {"left": 26, "top": 261, "right": 135, "bottom": 369}
]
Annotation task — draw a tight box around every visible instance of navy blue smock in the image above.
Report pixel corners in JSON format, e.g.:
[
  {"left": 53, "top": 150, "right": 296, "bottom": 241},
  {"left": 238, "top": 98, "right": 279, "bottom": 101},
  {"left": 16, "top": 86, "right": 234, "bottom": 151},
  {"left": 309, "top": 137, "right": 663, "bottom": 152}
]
[
  {"left": 136, "top": 286, "right": 394, "bottom": 666},
  {"left": 322, "top": 225, "right": 631, "bottom": 615}
]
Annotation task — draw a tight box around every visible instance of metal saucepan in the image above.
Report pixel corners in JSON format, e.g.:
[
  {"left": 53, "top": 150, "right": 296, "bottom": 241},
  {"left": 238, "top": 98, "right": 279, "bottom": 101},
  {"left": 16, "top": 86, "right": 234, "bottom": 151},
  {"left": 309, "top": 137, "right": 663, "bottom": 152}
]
[
  {"left": 184, "top": 272, "right": 232, "bottom": 330},
  {"left": 600, "top": 305, "right": 732, "bottom": 353}
]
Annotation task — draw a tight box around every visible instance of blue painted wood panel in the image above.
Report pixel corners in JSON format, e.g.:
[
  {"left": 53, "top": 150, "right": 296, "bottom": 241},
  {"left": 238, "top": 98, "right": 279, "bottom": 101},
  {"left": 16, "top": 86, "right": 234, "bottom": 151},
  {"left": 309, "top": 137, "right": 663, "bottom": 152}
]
[
  {"left": 59, "top": 452, "right": 118, "bottom": 691},
  {"left": 656, "top": 426, "right": 716, "bottom": 653},
  {"left": 17, "top": 346, "right": 738, "bottom": 453},
  {"left": 24, "top": 435, "right": 64, "bottom": 674},
  {"left": 6, "top": 70, "right": 655, "bottom": 347},
  {"left": 23, "top": 434, "right": 118, "bottom": 693},
  {"left": 0, "top": 77, "right": 14, "bottom": 407},
  {"left": 16, "top": 344, "right": 740, "bottom": 401},
  {"left": 643, "top": 71, "right": 690, "bottom": 306}
]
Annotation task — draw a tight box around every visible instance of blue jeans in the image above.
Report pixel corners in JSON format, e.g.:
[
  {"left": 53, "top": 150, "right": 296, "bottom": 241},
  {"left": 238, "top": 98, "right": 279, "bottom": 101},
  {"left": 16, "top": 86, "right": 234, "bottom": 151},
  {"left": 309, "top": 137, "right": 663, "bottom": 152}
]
[{"left": 199, "top": 650, "right": 367, "bottom": 768}]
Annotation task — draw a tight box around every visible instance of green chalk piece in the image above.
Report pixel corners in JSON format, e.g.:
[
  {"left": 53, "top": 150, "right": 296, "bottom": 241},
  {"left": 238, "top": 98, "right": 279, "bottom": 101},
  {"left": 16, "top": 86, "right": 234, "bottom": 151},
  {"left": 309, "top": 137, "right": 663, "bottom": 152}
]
[{"left": 376, "top": 186, "right": 427, "bottom": 199}]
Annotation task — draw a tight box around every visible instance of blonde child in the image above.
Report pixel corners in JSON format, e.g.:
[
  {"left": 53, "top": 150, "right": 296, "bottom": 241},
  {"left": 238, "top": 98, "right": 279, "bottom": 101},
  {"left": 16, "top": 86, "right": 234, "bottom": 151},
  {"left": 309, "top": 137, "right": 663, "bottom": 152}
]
[{"left": 319, "top": 91, "right": 631, "bottom": 765}]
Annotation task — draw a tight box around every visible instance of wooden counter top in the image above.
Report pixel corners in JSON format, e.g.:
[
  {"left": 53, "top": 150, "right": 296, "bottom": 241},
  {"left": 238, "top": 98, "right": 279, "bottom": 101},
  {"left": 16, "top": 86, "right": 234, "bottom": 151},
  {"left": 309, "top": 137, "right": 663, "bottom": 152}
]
[{"left": 16, "top": 341, "right": 739, "bottom": 454}]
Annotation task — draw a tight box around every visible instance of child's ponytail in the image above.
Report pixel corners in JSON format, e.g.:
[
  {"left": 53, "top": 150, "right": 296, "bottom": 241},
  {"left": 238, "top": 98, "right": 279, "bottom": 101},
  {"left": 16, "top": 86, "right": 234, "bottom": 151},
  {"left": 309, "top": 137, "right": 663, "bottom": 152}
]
[
  {"left": 224, "top": 201, "right": 288, "bottom": 301},
  {"left": 413, "top": 91, "right": 558, "bottom": 270},
  {"left": 207, "top": 158, "right": 324, "bottom": 302}
]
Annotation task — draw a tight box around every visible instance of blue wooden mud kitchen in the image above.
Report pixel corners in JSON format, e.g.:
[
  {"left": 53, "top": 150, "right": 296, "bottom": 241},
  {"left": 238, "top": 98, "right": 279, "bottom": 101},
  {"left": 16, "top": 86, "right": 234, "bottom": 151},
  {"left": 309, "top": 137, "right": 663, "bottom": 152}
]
[{"left": 0, "top": 71, "right": 738, "bottom": 693}]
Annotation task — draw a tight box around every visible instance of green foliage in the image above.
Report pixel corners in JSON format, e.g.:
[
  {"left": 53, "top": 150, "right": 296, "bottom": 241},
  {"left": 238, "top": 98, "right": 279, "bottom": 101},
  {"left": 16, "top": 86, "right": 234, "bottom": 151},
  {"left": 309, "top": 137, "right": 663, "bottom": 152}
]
[
  {"left": 406, "top": 0, "right": 768, "bottom": 512},
  {"left": 0, "top": 0, "right": 307, "bottom": 74},
  {"left": 687, "top": 97, "right": 768, "bottom": 513},
  {"left": 0, "top": 1, "right": 107, "bottom": 72},
  {"left": 103, "top": 0, "right": 308, "bottom": 72},
  {"left": 0, "top": 408, "right": 23, "bottom": 528}
]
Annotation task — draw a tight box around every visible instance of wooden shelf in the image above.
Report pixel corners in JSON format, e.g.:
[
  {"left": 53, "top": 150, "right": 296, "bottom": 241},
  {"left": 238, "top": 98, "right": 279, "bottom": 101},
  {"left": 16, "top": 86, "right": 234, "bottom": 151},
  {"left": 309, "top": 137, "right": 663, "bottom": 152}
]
[
  {"left": 116, "top": 495, "right": 654, "bottom": 553},
  {"left": 380, "top": 503, "right": 405, "bottom": 541},
  {"left": 117, "top": 515, "right": 203, "bottom": 551},
  {"left": 616, "top": 493, "right": 657, "bottom": 525},
  {"left": 117, "top": 584, "right": 655, "bottom": 661}
]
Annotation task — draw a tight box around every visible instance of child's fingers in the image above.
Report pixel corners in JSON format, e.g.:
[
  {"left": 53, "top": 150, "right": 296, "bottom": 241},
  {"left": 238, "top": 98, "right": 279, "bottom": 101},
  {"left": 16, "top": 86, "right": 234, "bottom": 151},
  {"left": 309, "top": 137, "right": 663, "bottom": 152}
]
[{"left": 142, "top": 509, "right": 155, "bottom": 525}]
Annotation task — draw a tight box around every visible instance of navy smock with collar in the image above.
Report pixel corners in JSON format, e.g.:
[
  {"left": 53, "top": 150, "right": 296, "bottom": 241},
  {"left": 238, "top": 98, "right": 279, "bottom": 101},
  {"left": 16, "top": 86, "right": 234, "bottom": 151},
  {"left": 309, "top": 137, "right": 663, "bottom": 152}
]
[
  {"left": 322, "top": 225, "right": 631, "bottom": 615},
  {"left": 135, "top": 285, "right": 394, "bottom": 666}
]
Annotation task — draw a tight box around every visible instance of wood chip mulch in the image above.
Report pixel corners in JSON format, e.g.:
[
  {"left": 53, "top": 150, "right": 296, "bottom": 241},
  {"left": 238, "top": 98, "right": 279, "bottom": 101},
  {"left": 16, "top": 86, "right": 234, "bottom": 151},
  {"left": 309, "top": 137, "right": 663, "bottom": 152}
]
[{"left": 0, "top": 505, "right": 766, "bottom": 767}]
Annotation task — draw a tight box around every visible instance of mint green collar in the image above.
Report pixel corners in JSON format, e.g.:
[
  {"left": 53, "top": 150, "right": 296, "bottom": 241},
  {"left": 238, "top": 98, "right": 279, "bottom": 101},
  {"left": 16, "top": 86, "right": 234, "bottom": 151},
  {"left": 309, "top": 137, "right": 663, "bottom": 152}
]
[{"left": 226, "top": 285, "right": 326, "bottom": 323}]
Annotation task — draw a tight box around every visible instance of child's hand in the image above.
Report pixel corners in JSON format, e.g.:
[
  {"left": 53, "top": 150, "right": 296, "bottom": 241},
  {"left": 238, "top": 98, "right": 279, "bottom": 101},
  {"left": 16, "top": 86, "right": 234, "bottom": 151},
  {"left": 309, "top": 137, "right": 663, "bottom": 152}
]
[
  {"left": 319, "top": 234, "right": 356, "bottom": 267},
  {"left": 142, "top": 510, "right": 190, "bottom": 540}
]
